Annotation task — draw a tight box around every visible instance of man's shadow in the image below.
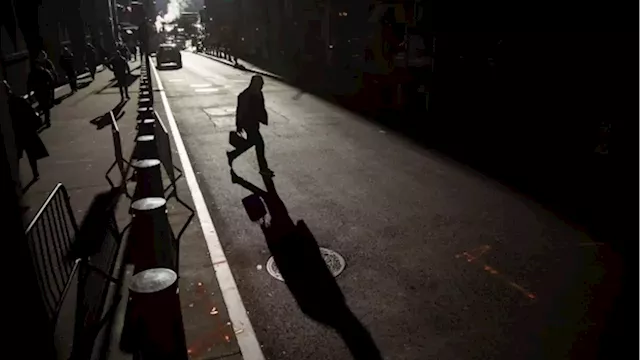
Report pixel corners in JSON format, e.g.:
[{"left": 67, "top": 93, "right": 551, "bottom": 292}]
[
  {"left": 89, "top": 99, "right": 128, "bottom": 129},
  {"left": 230, "top": 169, "right": 382, "bottom": 360}
]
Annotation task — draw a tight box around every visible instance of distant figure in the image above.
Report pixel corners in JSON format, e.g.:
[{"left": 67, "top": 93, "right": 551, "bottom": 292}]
[
  {"left": 36, "top": 50, "right": 57, "bottom": 104},
  {"left": 86, "top": 43, "right": 97, "bottom": 79},
  {"left": 59, "top": 46, "right": 77, "bottom": 93},
  {"left": 36, "top": 50, "right": 57, "bottom": 84},
  {"left": 28, "top": 62, "right": 54, "bottom": 127},
  {"left": 129, "top": 42, "right": 137, "bottom": 61},
  {"left": 4, "top": 81, "right": 49, "bottom": 179},
  {"left": 106, "top": 50, "right": 131, "bottom": 101},
  {"left": 227, "top": 75, "right": 274, "bottom": 176},
  {"left": 117, "top": 42, "right": 131, "bottom": 61}
]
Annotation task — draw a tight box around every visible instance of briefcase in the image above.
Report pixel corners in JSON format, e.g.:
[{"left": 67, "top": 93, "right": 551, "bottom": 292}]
[
  {"left": 242, "top": 194, "right": 267, "bottom": 222},
  {"left": 229, "top": 131, "right": 247, "bottom": 148}
]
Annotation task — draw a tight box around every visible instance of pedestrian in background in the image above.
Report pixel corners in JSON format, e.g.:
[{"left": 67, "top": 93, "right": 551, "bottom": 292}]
[
  {"left": 28, "top": 61, "right": 54, "bottom": 127},
  {"left": 59, "top": 46, "right": 77, "bottom": 93},
  {"left": 36, "top": 50, "right": 57, "bottom": 84},
  {"left": 106, "top": 50, "right": 131, "bottom": 101},
  {"left": 36, "top": 50, "right": 57, "bottom": 104},
  {"left": 227, "top": 75, "right": 274, "bottom": 177},
  {"left": 86, "top": 43, "right": 97, "bottom": 80},
  {"left": 129, "top": 42, "right": 137, "bottom": 61},
  {"left": 4, "top": 81, "right": 49, "bottom": 179}
]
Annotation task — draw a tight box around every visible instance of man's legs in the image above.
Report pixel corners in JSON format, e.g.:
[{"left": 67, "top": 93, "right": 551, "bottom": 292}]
[
  {"left": 248, "top": 130, "right": 273, "bottom": 175},
  {"left": 68, "top": 71, "right": 77, "bottom": 92},
  {"left": 42, "top": 107, "right": 51, "bottom": 127},
  {"left": 117, "top": 75, "right": 129, "bottom": 99}
]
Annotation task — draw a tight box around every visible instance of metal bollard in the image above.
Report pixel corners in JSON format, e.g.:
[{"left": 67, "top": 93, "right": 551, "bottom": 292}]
[
  {"left": 137, "top": 106, "right": 154, "bottom": 120},
  {"left": 131, "top": 159, "right": 163, "bottom": 200},
  {"left": 129, "top": 197, "right": 176, "bottom": 272},
  {"left": 133, "top": 134, "right": 158, "bottom": 159},
  {"left": 136, "top": 118, "right": 155, "bottom": 135},
  {"left": 125, "top": 268, "right": 188, "bottom": 360},
  {"left": 138, "top": 96, "right": 152, "bottom": 107}
]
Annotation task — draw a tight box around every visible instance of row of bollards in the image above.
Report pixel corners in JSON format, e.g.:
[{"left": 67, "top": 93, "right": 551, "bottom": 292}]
[{"left": 119, "top": 57, "right": 189, "bottom": 360}]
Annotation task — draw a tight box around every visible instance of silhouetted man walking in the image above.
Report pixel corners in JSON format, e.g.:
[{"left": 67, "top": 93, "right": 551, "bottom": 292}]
[{"left": 227, "top": 75, "right": 274, "bottom": 176}]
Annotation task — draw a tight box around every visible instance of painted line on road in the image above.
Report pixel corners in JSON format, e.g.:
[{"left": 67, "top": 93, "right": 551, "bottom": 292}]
[
  {"left": 194, "top": 88, "right": 220, "bottom": 93},
  {"left": 151, "top": 64, "right": 265, "bottom": 360},
  {"left": 190, "top": 83, "right": 211, "bottom": 88},
  {"left": 169, "top": 79, "right": 185, "bottom": 82}
]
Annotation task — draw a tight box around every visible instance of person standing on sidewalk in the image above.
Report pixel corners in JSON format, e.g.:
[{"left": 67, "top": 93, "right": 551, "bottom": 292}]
[
  {"left": 59, "top": 46, "right": 77, "bottom": 93},
  {"left": 227, "top": 75, "right": 274, "bottom": 177},
  {"left": 4, "top": 81, "right": 49, "bottom": 180},
  {"left": 35, "top": 50, "right": 57, "bottom": 105},
  {"left": 106, "top": 50, "right": 131, "bottom": 101},
  {"left": 28, "top": 62, "right": 54, "bottom": 127}
]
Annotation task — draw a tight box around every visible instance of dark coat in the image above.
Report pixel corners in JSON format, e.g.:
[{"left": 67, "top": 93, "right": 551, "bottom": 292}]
[
  {"left": 236, "top": 88, "right": 268, "bottom": 131},
  {"left": 28, "top": 66, "right": 54, "bottom": 108},
  {"left": 60, "top": 53, "right": 75, "bottom": 74},
  {"left": 108, "top": 55, "right": 130, "bottom": 79},
  {"left": 8, "top": 94, "right": 48, "bottom": 160}
]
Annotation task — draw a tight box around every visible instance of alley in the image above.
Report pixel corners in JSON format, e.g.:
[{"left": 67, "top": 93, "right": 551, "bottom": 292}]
[{"left": 153, "top": 51, "right": 620, "bottom": 360}]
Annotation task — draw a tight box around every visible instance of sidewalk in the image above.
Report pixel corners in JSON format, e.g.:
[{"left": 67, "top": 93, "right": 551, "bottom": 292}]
[{"left": 19, "top": 57, "right": 242, "bottom": 359}]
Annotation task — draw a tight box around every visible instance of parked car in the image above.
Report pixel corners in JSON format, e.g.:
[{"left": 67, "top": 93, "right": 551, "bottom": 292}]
[{"left": 157, "top": 43, "right": 182, "bottom": 69}]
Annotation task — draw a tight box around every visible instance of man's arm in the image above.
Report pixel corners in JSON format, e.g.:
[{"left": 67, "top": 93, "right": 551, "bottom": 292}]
[
  {"left": 259, "top": 93, "right": 268, "bottom": 125},
  {"left": 235, "top": 94, "right": 245, "bottom": 131}
]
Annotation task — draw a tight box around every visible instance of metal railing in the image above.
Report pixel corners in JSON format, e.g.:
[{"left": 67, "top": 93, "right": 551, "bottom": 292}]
[
  {"left": 25, "top": 183, "right": 125, "bottom": 359},
  {"left": 25, "top": 183, "right": 80, "bottom": 325}
]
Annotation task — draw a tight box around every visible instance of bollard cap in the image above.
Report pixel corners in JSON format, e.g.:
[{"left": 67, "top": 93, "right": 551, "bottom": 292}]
[
  {"left": 129, "top": 268, "right": 177, "bottom": 293},
  {"left": 131, "top": 197, "right": 166, "bottom": 211},
  {"left": 136, "top": 134, "right": 155, "bottom": 142},
  {"left": 131, "top": 158, "right": 161, "bottom": 169}
]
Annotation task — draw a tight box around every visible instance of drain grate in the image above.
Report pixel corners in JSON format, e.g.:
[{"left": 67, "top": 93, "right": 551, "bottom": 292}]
[{"left": 266, "top": 248, "right": 346, "bottom": 281}]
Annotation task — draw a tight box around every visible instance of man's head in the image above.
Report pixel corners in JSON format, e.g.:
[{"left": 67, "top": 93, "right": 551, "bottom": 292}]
[{"left": 249, "top": 75, "right": 264, "bottom": 92}]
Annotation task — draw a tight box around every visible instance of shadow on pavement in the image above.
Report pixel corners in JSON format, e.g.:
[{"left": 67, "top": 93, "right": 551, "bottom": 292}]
[
  {"left": 21, "top": 177, "right": 38, "bottom": 194},
  {"left": 230, "top": 169, "right": 382, "bottom": 360},
  {"left": 90, "top": 99, "right": 128, "bottom": 130},
  {"left": 68, "top": 188, "right": 121, "bottom": 260}
]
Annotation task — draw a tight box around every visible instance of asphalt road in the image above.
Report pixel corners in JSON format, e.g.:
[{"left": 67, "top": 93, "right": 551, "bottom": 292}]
[{"left": 155, "top": 51, "right": 622, "bottom": 360}]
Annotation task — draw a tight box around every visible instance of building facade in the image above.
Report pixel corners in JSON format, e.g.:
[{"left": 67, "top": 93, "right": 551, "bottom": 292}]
[{"left": 1, "top": 0, "right": 124, "bottom": 94}]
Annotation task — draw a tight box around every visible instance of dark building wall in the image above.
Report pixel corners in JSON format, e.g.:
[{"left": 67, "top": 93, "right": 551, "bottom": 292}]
[{"left": 1, "top": 0, "right": 120, "bottom": 94}]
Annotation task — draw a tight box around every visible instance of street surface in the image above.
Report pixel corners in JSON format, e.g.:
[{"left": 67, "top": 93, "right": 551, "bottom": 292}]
[{"left": 154, "top": 51, "right": 621, "bottom": 360}]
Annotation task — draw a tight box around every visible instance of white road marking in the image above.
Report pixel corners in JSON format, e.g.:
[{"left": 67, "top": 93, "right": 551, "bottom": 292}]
[
  {"left": 169, "top": 79, "right": 185, "bottom": 82},
  {"left": 195, "top": 88, "right": 220, "bottom": 93},
  {"left": 189, "top": 83, "right": 211, "bottom": 88},
  {"left": 151, "top": 64, "right": 265, "bottom": 360}
]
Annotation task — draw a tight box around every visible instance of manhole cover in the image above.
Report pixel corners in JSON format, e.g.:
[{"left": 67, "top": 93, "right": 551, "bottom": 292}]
[{"left": 266, "top": 248, "right": 346, "bottom": 281}]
